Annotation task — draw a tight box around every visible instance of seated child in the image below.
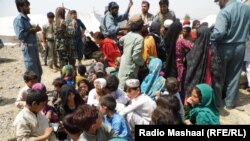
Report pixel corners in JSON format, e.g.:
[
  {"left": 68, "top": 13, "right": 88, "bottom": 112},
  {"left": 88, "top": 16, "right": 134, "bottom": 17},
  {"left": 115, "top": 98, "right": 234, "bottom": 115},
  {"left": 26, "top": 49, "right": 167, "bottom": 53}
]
[
  {"left": 62, "top": 64, "right": 75, "bottom": 87},
  {"left": 119, "top": 79, "right": 156, "bottom": 131},
  {"left": 87, "top": 78, "right": 107, "bottom": 107},
  {"left": 77, "top": 79, "right": 90, "bottom": 104},
  {"left": 15, "top": 70, "right": 38, "bottom": 109},
  {"left": 99, "top": 95, "right": 133, "bottom": 141},
  {"left": 76, "top": 64, "right": 87, "bottom": 85},
  {"left": 51, "top": 77, "right": 67, "bottom": 108},
  {"left": 13, "top": 89, "right": 56, "bottom": 140},
  {"left": 72, "top": 104, "right": 118, "bottom": 141},
  {"left": 185, "top": 84, "right": 220, "bottom": 125},
  {"left": 32, "top": 83, "right": 59, "bottom": 123},
  {"left": 164, "top": 77, "right": 185, "bottom": 121},
  {"left": 62, "top": 114, "right": 82, "bottom": 141}
]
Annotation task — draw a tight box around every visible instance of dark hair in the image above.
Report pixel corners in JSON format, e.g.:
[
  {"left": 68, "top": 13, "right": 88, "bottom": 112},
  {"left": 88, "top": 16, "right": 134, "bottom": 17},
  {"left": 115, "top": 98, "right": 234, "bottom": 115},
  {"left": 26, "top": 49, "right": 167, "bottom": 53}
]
[
  {"left": 62, "top": 114, "right": 81, "bottom": 134},
  {"left": 157, "top": 95, "right": 180, "bottom": 114},
  {"left": 165, "top": 77, "right": 179, "bottom": 94},
  {"left": 192, "top": 20, "right": 200, "bottom": 28},
  {"left": 108, "top": 2, "right": 119, "bottom": 11},
  {"left": 91, "top": 51, "right": 104, "bottom": 61},
  {"left": 105, "top": 75, "right": 119, "bottom": 92},
  {"left": 77, "top": 79, "right": 90, "bottom": 88},
  {"left": 183, "top": 26, "right": 191, "bottom": 33},
  {"left": 72, "top": 104, "right": 100, "bottom": 131},
  {"left": 159, "top": 0, "right": 169, "bottom": 6},
  {"left": 96, "top": 72, "right": 106, "bottom": 78},
  {"left": 130, "top": 20, "right": 144, "bottom": 32},
  {"left": 23, "top": 70, "right": 38, "bottom": 82},
  {"left": 151, "top": 108, "right": 181, "bottom": 125},
  {"left": 93, "top": 32, "right": 105, "bottom": 40},
  {"left": 142, "top": 1, "right": 150, "bottom": 7},
  {"left": 26, "top": 89, "right": 48, "bottom": 106},
  {"left": 99, "top": 95, "right": 117, "bottom": 111},
  {"left": 15, "top": 0, "right": 30, "bottom": 12},
  {"left": 70, "top": 10, "right": 77, "bottom": 14},
  {"left": 52, "top": 77, "right": 67, "bottom": 87},
  {"left": 78, "top": 65, "right": 87, "bottom": 76},
  {"left": 200, "top": 22, "right": 209, "bottom": 27},
  {"left": 47, "top": 12, "right": 55, "bottom": 18},
  {"left": 60, "top": 84, "right": 83, "bottom": 113}
]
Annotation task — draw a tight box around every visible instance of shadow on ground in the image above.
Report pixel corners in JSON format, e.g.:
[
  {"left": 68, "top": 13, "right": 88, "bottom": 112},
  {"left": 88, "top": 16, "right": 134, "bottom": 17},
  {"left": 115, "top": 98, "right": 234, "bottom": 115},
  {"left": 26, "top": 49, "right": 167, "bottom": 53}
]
[
  {"left": 0, "top": 97, "right": 16, "bottom": 106},
  {"left": 0, "top": 58, "right": 17, "bottom": 64}
]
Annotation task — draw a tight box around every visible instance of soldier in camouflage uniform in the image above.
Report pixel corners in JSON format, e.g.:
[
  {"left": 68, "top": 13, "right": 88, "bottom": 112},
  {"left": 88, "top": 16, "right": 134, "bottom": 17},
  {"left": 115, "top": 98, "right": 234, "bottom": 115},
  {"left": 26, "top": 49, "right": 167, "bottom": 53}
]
[{"left": 54, "top": 7, "right": 77, "bottom": 73}]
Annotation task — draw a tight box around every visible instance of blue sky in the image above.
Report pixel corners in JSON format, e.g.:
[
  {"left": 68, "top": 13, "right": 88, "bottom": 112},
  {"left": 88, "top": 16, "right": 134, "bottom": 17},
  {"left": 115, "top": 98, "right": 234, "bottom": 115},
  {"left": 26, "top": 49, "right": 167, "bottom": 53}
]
[{"left": 0, "top": 0, "right": 220, "bottom": 19}]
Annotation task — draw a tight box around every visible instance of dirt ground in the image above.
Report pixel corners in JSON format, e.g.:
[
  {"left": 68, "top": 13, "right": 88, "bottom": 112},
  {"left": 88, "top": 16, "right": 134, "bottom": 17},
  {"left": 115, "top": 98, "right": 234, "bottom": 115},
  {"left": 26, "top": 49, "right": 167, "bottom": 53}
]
[{"left": 0, "top": 45, "right": 250, "bottom": 141}]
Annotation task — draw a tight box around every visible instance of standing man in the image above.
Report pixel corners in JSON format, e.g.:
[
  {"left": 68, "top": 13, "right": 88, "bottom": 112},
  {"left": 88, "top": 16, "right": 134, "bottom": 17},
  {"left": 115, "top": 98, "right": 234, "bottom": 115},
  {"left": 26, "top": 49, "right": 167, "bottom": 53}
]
[
  {"left": 102, "top": 1, "right": 133, "bottom": 43},
  {"left": 141, "top": 1, "right": 154, "bottom": 25},
  {"left": 153, "top": 0, "right": 176, "bottom": 28},
  {"left": 211, "top": 0, "right": 250, "bottom": 109},
  {"left": 68, "top": 10, "right": 86, "bottom": 65},
  {"left": 14, "top": 0, "right": 42, "bottom": 82},
  {"left": 42, "top": 12, "right": 58, "bottom": 72}
]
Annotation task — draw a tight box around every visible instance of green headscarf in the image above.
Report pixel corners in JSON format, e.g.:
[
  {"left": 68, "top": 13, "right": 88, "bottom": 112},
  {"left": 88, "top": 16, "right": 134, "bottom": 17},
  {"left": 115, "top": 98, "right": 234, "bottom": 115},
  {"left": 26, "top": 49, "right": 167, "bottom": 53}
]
[{"left": 189, "top": 84, "right": 220, "bottom": 125}]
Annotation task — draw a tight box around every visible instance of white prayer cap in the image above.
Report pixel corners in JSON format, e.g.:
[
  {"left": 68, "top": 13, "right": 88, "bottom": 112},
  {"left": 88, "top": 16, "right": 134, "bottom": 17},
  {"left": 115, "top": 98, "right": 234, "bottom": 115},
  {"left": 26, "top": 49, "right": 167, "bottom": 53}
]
[
  {"left": 94, "top": 78, "right": 107, "bottom": 89},
  {"left": 164, "top": 19, "right": 173, "bottom": 28},
  {"left": 125, "top": 79, "right": 140, "bottom": 88}
]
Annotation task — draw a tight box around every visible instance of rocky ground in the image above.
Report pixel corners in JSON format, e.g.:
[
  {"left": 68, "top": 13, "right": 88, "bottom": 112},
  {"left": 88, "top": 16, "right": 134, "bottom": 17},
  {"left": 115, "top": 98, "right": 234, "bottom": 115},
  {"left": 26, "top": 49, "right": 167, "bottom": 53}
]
[{"left": 0, "top": 45, "right": 250, "bottom": 141}]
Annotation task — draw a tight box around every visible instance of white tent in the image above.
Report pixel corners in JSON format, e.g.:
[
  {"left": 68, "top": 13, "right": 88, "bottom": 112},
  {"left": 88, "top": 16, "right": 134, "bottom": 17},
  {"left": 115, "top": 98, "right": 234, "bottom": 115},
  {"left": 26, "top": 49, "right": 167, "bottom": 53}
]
[{"left": 200, "top": 14, "right": 217, "bottom": 27}]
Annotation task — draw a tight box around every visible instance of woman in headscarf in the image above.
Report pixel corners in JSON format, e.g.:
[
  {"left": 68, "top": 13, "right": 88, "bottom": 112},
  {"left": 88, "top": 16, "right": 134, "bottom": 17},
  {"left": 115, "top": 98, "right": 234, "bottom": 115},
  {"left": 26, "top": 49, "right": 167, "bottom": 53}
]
[
  {"left": 184, "top": 26, "right": 222, "bottom": 106},
  {"left": 163, "top": 20, "right": 183, "bottom": 78},
  {"left": 185, "top": 84, "right": 220, "bottom": 125},
  {"left": 141, "top": 58, "right": 165, "bottom": 100},
  {"left": 59, "top": 84, "right": 83, "bottom": 119}
]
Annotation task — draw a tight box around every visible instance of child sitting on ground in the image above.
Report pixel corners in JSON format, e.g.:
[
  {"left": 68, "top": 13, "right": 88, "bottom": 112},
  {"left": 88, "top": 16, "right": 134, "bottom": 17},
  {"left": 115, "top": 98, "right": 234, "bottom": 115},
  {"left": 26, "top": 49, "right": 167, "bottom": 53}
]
[
  {"left": 32, "top": 83, "right": 59, "bottom": 123},
  {"left": 75, "top": 64, "right": 87, "bottom": 86},
  {"left": 156, "top": 77, "right": 184, "bottom": 121},
  {"left": 15, "top": 70, "right": 38, "bottom": 109},
  {"left": 72, "top": 104, "right": 118, "bottom": 140},
  {"left": 62, "top": 64, "right": 75, "bottom": 87},
  {"left": 99, "top": 95, "right": 133, "bottom": 141},
  {"left": 51, "top": 77, "right": 67, "bottom": 108}
]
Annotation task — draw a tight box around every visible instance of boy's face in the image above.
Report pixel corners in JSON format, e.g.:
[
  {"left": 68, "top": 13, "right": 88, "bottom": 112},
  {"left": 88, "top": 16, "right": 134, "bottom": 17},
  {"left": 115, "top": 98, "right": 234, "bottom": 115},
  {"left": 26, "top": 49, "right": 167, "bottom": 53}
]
[
  {"left": 26, "top": 79, "right": 38, "bottom": 88},
  {"left": 91, "top": 113, "right": 103, "bottom": 130},
  {"left": 31, "top": 101, "right": 46, "bottom": 113},
  {"left": 54, "top": 86, "right": 61, "bottom": 93},
  {"left": 99, "top": 105, "right": 107, "bottom": 114},
  {"left": 126, "top": 87, "right": 140, "bottom": 99}
]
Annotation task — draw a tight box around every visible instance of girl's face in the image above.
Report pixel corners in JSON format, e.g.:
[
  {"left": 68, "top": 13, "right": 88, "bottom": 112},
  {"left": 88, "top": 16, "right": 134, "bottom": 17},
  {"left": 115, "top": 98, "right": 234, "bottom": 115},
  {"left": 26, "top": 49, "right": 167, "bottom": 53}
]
[
  {"left": 79, "top": 82, "right": 89, "bottom": 96},
  {"left": 67, "top": 92, "right": 75, "bottom": 102},
  {"left": 190, "top": 88, "right": 201, "bottom": 106}
]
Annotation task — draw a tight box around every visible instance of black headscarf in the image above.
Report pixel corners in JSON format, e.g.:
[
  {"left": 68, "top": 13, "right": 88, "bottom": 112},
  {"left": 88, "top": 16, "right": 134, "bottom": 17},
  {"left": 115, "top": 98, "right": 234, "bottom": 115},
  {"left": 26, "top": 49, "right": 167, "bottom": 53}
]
[
  {"left": 60, "top": 84, "right": 83, "bottom": 114},
  {"left": 163, "top": 21, "right": 182, "bottom": 78},
  {"left": 184, "top": 26, "right": 222, "bottom": 98}
]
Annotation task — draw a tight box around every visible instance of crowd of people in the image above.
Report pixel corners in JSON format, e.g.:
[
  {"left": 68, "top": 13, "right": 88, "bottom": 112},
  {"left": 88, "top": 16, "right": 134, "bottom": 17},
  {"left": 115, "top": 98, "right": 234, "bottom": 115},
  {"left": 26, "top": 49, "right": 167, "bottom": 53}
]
[{"left": 12, "top": 0, "right": 250, "bottom": 140}]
